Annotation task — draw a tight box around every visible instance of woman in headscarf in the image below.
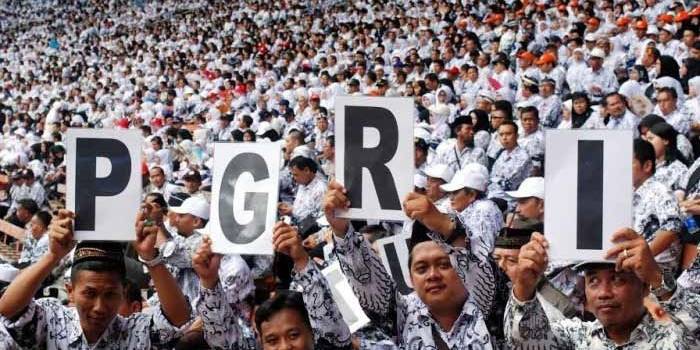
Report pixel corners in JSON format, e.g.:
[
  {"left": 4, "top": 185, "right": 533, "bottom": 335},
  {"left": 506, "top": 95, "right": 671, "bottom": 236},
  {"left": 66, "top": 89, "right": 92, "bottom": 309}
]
[
  {"left": 558, "top": 99, "right": 573, "bottom": 129},
  {"left": 468, "top": 109, "right": 491, "bottom": 151},
  {"left": 652, "top": 56, "right": 685, "bottom": 107},
  {"left": 646, "top": 122, "right": 689, "bottom": 190},
  {"left": 619, "top": 80, "right": 654, "bottom": 118},
  {"left": 570, "top": 92, "right": 597, "bottom": 128}
]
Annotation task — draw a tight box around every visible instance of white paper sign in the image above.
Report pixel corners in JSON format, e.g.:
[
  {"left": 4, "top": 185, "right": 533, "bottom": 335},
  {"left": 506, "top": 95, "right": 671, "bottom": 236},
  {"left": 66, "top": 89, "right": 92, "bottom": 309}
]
[
  {"left": 210, "top": 142, "right": 281, "bottom": 255},
  {"left": 66, "top": 128, "right": 142, "bottom": 240},
  {"left": 376, "top": 233, "right": 413, "bottom": 295},
  {"left": 335, "top": 96, "right": 414, "bottom": 221},
  {"left": 545, "top": 129, "right": 633, "bottom": 261},
  {"left": 322, "top": 261, "right": 371, "bottom": 333}
]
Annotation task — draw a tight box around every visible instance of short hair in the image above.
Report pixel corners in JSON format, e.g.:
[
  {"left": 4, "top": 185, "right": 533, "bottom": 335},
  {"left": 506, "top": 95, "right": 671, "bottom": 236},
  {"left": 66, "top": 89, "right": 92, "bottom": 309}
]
[
  {"left": 602, "top": 92, "right": 625, "bottom": 107},
  {"left": 493, "top": 100, "right": 513, "bottom": 119},
  {"left": 145, "top": 192, "right": 168, "bottom": 210},
  {"left": 151, "top": 136, "right": 163, "bottom": 147},
  {"left": 288, "top": 130, "right": 305, "bottom": 145},
  {"left": 124, "top": 281, "right": 143, "bottom": 304},
  {"left": 289, "top": 156, "right": 318, "bottom": 174},
  {"left": 520, "top": 106, "right": 539, "bottom": 120},
  {"left": 34, "top": 211, "right": 52, "bottom": 228},
  {"left": 657, "top": 86, "right": 677, "bottom": 100},
  {"left": 326, "top": 135, "right": 335, "bottom": 148},
  {"left": 17, "top": 199, "right": 39, "bottom": 215},
  {"left": 71, "top": 259, "right": 127, "bottom": 285},
  {"left": 633, "top": 139, "right": 656, "bottom": 174},
  {"left": 499, "top": 120, "right": 519, "bottom": 133},
  {"left": 255, "top": 290, "right": 311, "bottom": 333},
  {"left": 241, "top": 115, "right": 253, "bottom": 127}
]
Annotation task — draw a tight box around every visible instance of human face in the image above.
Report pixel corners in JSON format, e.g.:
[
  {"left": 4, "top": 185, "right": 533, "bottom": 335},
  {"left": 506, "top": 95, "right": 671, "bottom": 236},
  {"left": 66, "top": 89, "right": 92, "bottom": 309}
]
[
  {"left": 490, "top": 110, "right": 506, "bottom": 129},
  {"left": 499, "top": 124, "right": 518, "bottom": 150},
  {"left": 322, "top": 142, "right": 334, "bottom": 160},
  {"left": 290, "top": 166, "right": 314, "bottom": 186},
  {"left": 316, "top": 116, "right": 328, "bottom": 132},
  {"left": 645, "top": 131, "right": 668, "bottom": 159},
  {"left": 656, "top": 91, "right": 676, "bottom": 115},
  {"left": 521, "top": 113, "right": 538, "bottom": 134},
  {"left": 151, "top": 140, "right": 161, "bottom": 151},
  {"left": 175, "top": 213, "right": 200, "bottom": 235},
  {"left": 492, "top": 248, "right": 520, "bottom": 280},
  {"left": 540, "top": 83, "right": 554, "bottom": 97},
  {"left": 573, "top": 97, "right": 588, "bottom": 115},
  {"left": 29, "top": 215, "right": 47, "bottom": 240},
  {"left": 632, "top": 157, "right": 652, "bottom": 188},
  {"left": 456, "top": 124, "right": 474, "bottom": 143},
  {"left": 515, "top": 197, "right": 543, "bottom": 221},
  {"left": 589, "top": 57, "right": 603, "bottom": 70},
  {"left": 184, "top": 179, "right": 200, "bottom": 194},
  {"left": 68, "top": 271, "right": 125, "bottom": 344},
  {"left": 260, "top": 308, "right": 314, "bottom": 350},
  {"left": 426, "top": 177, "right": 446, "bottom": 202},
  {"left": 449, "top": 188, "right": 475, "bottom": 212},
  {"left": 605, "top": 95, "right": 625, "bottom": 117},
  {"left": 149, "top": 168, "right": 165, "bottom": 188},
  {"left": 584, "top": 268, "right": 646, "bottom": 329},
  {"left": 410, "top": 241, "right": 468, "bottom": 314},
  {"left": 628, "top": 68, "right": 640, "bottom": 81}
]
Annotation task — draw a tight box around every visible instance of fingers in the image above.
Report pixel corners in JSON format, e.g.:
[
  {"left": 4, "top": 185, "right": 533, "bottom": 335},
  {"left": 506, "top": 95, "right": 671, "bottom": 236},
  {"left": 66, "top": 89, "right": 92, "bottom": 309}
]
[
  {"left": 327, "top": 180, "right": 347, "bottom": 193},
  {"left": 605, "top": 238, "right": 644, "bottom": 260},
  {"left": 323, "top": 189, "right": 350, "bottom": 212},
  {"left": 610, "top": 227, "right": 641, "bottom": 244},
  {"left": 272, "top": 227, "right": 299, "bottom": 249},
  {"left": 56, "top": 209, "right": 75, "bottom": 220}
]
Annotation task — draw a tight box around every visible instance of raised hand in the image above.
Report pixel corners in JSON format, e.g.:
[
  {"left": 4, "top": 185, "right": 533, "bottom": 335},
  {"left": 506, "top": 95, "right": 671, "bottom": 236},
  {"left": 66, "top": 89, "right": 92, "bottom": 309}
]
[
  {"left": 605, "top": 228, "right": 662, "bottom": 287},
  {"left": 323, "top": 180, "right": 350, "bottom": 237},
  {"left": 512, "top": 232, "right": 548, "bottom": 302},
  {"left": 192, "top": 236, "right": 221, "bottom": 289},
  {"left": 403, "top": 192, "right": 453, "bottom": 236},
  {"left": 134, "top": 204, "right": 159, "bottom": 260},
  {"left": 47, "top": 209, "right": 76, "bottom": 260},
  {"left": 272, "top": 221, "right": 308, "bottom": 270}
]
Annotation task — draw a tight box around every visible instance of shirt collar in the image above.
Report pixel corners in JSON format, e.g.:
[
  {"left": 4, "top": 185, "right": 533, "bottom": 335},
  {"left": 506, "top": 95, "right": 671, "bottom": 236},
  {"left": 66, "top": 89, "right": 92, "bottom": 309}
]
[{"left": 590, "top": 313, "right": 654, "bottom": 346}]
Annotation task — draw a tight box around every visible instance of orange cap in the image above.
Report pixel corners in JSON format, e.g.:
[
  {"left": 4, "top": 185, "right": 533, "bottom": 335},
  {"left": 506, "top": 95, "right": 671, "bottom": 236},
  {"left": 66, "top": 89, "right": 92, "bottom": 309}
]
[
  {"left": 675, "top": 11, "right": 690, "bottom": 22},
  {"left": 535, "top": 53, "right": 557, "bottom": 65},
  {"left": 634, "top": 20, "right": 648, "bottom": 30},
  {"left": 587, "top": 17, "right": 600, "bottom": 26},
  {"left": 616, "top": 17, "right": 631, "bottom": 27},
  {"left": 690, "top": 6, "right": 700, "bottom": 17},
  {"left": 658, "top": 13, "right": 674, "bottom": 23},
  {"left": 518, "top": 51, "right": 536, "bottom": 62}
]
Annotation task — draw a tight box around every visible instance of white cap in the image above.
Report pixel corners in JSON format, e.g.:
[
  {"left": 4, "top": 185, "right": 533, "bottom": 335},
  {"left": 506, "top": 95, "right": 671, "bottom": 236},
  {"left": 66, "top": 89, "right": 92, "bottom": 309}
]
[
  {"left": 424, "top": 163, "right": 455, "bottom": 183},
  {"left": 646, "top": 25, "right": 659, "bottom": 35},
  {"left": 584, "top": 33, "right": 597, "bottom": 42},
  {"left": 256, "top": 121, "right": 272, "bottom": 135},
  {"left": 660, "top": 24, "right": 675, "bottom": 35},
  {"left": 440, "top": 163, "right": 489, "bottom": 192},
  {"left": 589, "top": 48, "right": 606, "bottom": 59},
  {"left": 506, "top": 177, "right": 545, "bottom": 199},
  {"left": 170, "top": 197, "right": 210, "bottom": 220}
]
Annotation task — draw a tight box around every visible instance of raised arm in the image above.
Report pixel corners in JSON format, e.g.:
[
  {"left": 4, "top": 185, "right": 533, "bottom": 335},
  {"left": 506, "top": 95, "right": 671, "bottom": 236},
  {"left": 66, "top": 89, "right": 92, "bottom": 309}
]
[
  {"left": 0, "top": 210, "right": 75, "bottom": 319},
  {"left": 324, "top": 181, "right": 397, "bottom": 326},
  {"left": 134, "top": 205, "right": 191, "bottom": 327},
  {"left": 274, "top": 221, "right": 352, "bottom": 348}
]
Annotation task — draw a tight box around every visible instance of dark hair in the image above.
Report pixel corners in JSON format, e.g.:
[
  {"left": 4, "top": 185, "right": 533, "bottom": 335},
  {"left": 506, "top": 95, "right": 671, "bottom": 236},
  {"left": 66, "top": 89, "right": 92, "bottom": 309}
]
[
  {"left": 630, "top": 65, "right": 649, "bottom": 84},
  {"left": 34, "top": 211, "right": 52, "bottom": 228},
  {"left": 633, "top": 138, "right": 656, "bottom": 174},
  {"left": 470, "top": 109, "right": 490, "bottom": 133},
  {"left": 71, "top": 259, "right": 127, "bottom": 285},
  {"left": 145, "top": 192, "right": 168, "bottom": 211},
  {"left": 255, "top": 290, "right": 311, "bottom": 333},
  {"left": 493, "top": 100, "right": 513, "bottom": 119},
  {"left": 124, "top": 281, "right": 143, "bottom": 304},
  {"left": 151, "top": 136, "right": 163, "bottom": 147},
  {"left": 243, "top": 129, "right": 257, "bottom": 141},
  {"left": 657, "top": 86, "right": 677, "bottom": 100},
  {"left": 649, "top": 122, "right": 688, "bottom": 165},
  {"left": 602, "top": 92, "right": 625, "bottom": 107},
  {"left": 657, "top": 55, "right": 680, "bottom": 81},
  {"left": 520, "top": 106, "right": 539, "bottom": 120},
  {"left": 288, "top": 130, "right": 305, "bottom": 145},
  {"left": 241, "top": 115, "right": 253, "bottom": 127},
  {"left": 637, "top": 114, "right": 665, "bottom": 134},
  {"left": 17, "top": 199, "right": 39, "bottom": 215},
  {"left": 289, "top": 156, "right": 318, "bottom": 173},
  {"left": 326, "top": 135, "right": 335, "bottom": 148},
  {"left": 499, "top": 120, "right": 519, "bottom": 133}
]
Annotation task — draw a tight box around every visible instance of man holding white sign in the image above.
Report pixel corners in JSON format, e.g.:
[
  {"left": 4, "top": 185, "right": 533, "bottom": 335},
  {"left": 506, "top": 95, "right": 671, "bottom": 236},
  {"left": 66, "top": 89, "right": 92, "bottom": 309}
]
[
  {"left": 66, "top": 129, "right": 142, "bottom": 241},
  {"left": 335, "top": 96, "right": 413, "bottom": 221},
  {"left": 209, "top": 142, "right": 281, "bottom": 255}
]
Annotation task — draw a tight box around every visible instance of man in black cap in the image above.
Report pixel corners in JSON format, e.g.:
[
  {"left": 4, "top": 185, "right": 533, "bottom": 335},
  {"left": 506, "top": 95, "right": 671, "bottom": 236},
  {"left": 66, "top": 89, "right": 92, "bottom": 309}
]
[
  {"left": 506, "top": 229, "right": 700, "bottom": 348},
  {"left": 182, "top": 169, "right": 208, "bottom": 201},
  {"left": 0, "top": 210, "right": 193, "bottom": 349},
  {"left": 435, "top": 115, "right": 488, "bottom": 173}
]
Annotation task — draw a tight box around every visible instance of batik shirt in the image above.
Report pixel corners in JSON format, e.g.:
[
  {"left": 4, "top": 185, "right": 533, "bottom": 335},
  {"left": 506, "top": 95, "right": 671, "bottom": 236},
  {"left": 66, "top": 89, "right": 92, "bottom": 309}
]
[
  {"left": 2, "top": 297, "right": 192, "bottom": 350},
  {"left": 278, "top": 167, "right": 297, "bottom": 204},
  {"left": 435, "top": 139, "right": 489, "bottom": 173},
  {"left": 0, "top": 323, "right": 19, "bottom": 350},
  {"left": 538, "top": 95, "right": 562, "bottom": 128},
  {"left": 333, "top": 221, "right": 496, "bottom": 350},
  {"left": 505, "top": 288, "right": 700, "bottom": 349},
  {"left": 456, "top": 199, "right": 503, "bottom": 253},
  {"left": 518, "top": 130, "right": 544, "bottom": 168},
  {"left": 653, "top": 159, "right": 688, "bottom": 191},
  {"left": 678, "top": 251, "right": 700, "bottom": 295},
  {"left": 160, "top": 232, "right": 253, "bottom": 310},
  {"left": 292, "top": 175, "right": 327, "bottom": 223},
  {"left": 680, "top": 158, "right": 700, "bottom": 197},
  {"left": 488, "top": 146, "right": 533, "bottom": 202},
  {"left": 633, "top": 178, "right": 683, "bottom": 275},
  {"left": 198, "top": 259, "right": 352, "bottom": 350},
  {"left": 18, "top": 234, "right": 48, "bottom": 264}
]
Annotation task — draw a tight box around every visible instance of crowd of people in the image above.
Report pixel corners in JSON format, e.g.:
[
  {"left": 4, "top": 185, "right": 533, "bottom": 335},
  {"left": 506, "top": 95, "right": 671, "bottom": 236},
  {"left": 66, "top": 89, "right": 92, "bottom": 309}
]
[{"left": 0, "top": 0, "right": 699, "bottom": 348}]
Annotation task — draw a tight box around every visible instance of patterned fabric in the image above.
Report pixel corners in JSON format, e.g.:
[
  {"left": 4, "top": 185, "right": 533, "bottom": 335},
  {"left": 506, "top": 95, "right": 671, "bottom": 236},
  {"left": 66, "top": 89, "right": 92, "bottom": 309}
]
[
  {"left": 680, "top": 158, "right": 700, "bottom": 196},
  {"left": 435, "top": 139, "right": 489, "bottom": 173},
  {"left": 18, "top": 234, "right": 48, "bottom": 264},
  {"left": 653, "top": 160, "right": 688, "bottom": 192},
  {"left": 537, "top": 95, "right": 562, "bottom": 128},
  {"left": 505, "top": 288, "right": 700, "bottom": 349},
  {"left": 198, "top": 259, "right": 352, "bottom": 350},
  {"left": 678, "top": 250, "right": 700, "bottom": 295},
  {"left": 456, "top": 199, "right": 503, "bottom": 253},
  {"left": 633, "top": 178, "right": 683, "bottom": 275},
  {"left": 292, "top": 175, "right": 327, "bottom": 223},
  {"left": 333, "top": 221, "right": 495, "bottom": 349},
  {"left": 2, "top": 297, "right": 191, "bottom": 350},
  {"left": 488, "top": 146, "right": 533, "bottom": 202},
  {"left": 517, "top": 130, "right": 544, "bottom": 168},
  {"left": 580, "top": 67, "right": 619, "bottom": 102},
  {"left": 278, "top": 167, "right": 297, "bottom": 204}
]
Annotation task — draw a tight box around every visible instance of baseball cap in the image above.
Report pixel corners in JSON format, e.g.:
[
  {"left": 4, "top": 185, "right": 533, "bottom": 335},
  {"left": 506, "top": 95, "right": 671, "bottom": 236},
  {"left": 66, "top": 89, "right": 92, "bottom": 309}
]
[
  {"left": 634, "top": 20, "right": 649, "bottom": 30},
  {"left": 535, "top": 53, "right": 556, "bottom": 65},
  {"left": 424, "top": 163, "right": 455, "bottom": 183},
  {"left": 506, "top": 177, "right": 545, "bottom": 199},
  {"left": 517, "top": 51, "right": 535, "bottom": 62},
  {"left": 589, "top": 48, "right": 606, "bottom": 59},
  {"left": 573, "top": 260, "right": 615, "bottom": 272},
  {"left": 414, "top": 174, "right": 427, "bottom": 189},
  {"left": 168, "top": 192, "right": 190, "bottom": 207},
  {"left": 170, "top": 197, "right": 210, "bottom": 220},
  {"left": 440, "top": 163, "right": 489, "bottom": 192}
]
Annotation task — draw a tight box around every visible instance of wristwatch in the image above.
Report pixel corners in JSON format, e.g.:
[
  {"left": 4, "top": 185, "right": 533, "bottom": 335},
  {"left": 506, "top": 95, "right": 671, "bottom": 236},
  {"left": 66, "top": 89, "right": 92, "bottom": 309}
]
[
  {"left": 138, "top": 248, "right": 163, "bottom": 267},
  {"left": 650, "top": 271, "right": 677, "bottom": 299}
]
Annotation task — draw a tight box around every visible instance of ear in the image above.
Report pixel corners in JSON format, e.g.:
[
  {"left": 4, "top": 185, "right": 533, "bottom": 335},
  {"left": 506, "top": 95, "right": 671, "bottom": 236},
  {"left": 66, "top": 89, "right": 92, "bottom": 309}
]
[{"left": 65, "top": 282, "right": 74, "bottom": 304}]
